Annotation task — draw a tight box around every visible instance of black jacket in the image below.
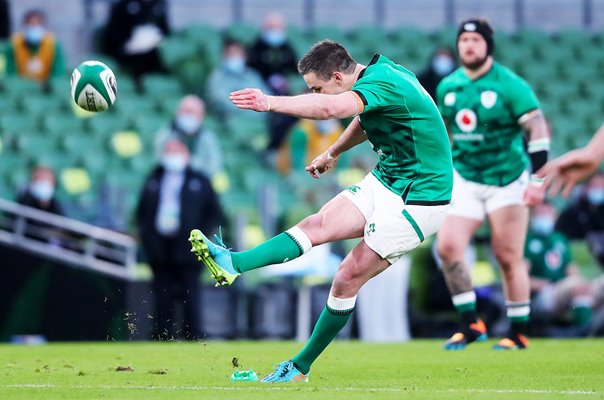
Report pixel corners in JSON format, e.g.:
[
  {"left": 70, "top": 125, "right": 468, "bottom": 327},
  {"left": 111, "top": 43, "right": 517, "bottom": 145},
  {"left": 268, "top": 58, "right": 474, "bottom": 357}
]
[
  {"left": 556, "top": 196, "right": 604, "bottom": 240},
  {"left": 136, "top": 166, "right": 222, "bottom": 267},
  {"left": 247, "top": 38, "right": 298, "bottom": 91}
]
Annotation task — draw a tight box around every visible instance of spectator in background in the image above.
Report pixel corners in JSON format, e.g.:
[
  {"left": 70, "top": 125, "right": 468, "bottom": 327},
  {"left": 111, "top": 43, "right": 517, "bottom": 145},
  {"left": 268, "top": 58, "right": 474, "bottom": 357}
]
[
  {"left": 136, "top": 139, "right": 223, "bottom": 340},
  {"left": 104, "top": 0, "right": 169, "bottom": 85},
  {"left": 525, "top": 201, "right": 594, "bottom": 334},
  {"left": 0, "top": 0, "right": 10, "bottom": 40},
  {"left": 417, "top": 47, "right": 456, "bottom": 100},
  {"left": 4, "top": 9, "right": 65, "bottom": 82},
  {"left": 248, "top": 12, "right": 300, "bottom": 160},
  {"left": 556, "top": 174, "right": 604, "bottom": 265},
  {"left": 277, "top": 118, "right": 343, "bottom": 175},
  {"left": 206, "top": 39, "right": 268, "bottom": 125},
  {"left": 155, "top": 95, "right": 223, "bottom": 178},
  {"left": 17, "top": 166, "right": 62, "bottom": 216}
]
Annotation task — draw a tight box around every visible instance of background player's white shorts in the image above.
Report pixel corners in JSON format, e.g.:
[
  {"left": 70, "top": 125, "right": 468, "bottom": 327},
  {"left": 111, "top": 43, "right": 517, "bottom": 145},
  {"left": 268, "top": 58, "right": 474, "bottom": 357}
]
[
  {"left": 448, "top": 169, "right": 529, "bottom": 221},
  {"left": 341, "top": 173, "right": 450, "bottom": 264}
]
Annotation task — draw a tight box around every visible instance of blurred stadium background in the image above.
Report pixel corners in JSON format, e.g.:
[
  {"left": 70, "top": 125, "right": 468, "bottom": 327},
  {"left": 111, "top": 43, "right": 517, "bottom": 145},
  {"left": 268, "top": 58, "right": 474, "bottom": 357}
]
[{"left": 1, "top": 0, "right": 603, "bottom": 342}]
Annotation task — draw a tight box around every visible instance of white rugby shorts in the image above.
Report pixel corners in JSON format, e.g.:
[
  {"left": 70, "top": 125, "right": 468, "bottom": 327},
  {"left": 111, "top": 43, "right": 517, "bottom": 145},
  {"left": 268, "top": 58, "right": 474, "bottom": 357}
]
[
  {"left": 448, "top": 169, "right": 529, "bottom": 221},
  {"left": 341, "top": 173, "right": 449, "bottom": 263}
]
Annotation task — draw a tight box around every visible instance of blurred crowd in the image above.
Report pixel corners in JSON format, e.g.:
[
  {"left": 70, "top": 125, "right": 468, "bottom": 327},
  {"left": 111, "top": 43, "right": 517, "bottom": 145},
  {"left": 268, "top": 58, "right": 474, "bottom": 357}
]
[{"left": 0, "top": 0, "right": 603, "bottom": 341}]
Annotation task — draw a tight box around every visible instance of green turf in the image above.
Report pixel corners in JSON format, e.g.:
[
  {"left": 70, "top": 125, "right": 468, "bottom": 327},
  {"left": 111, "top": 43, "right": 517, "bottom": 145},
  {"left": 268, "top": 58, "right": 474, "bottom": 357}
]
[{"left": 1, "top": 340, "right": 603, "bottom": 400}]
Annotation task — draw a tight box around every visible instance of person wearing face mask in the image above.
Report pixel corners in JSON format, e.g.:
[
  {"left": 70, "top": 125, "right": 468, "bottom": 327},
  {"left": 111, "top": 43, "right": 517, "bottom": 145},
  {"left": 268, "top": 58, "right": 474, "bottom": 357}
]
[
  {"left": 154, "top": 95, "right": 223, "bottom": 178},
  {"left": 136, "top": 139, "right": 223, "bottom": 340},
  {"left": 556, "top": 174, "right": 604, "bottom": 266},
  {"left": 525, "top": 202, "right": 595, "bottom": 335},
  {"left": 16, "top": 166, "right": 64, "bottom": 244},
  {"left": 17, "top": 166, "right": 62, "bottom": 215},
  {"left": 417, "top": 47, "right": 457, "bottom": 100},
  {"left": 206, "top": 39, "right": 269, "bottom": 124},
  {"left": 247, "top": 13, "right": 301, "bottom": 159},
  {"left": 277, "top": 118, "right": 343, "bottom": 175},
  {"left": 4, "top": 9, "right": 65, "bottom": 82}
]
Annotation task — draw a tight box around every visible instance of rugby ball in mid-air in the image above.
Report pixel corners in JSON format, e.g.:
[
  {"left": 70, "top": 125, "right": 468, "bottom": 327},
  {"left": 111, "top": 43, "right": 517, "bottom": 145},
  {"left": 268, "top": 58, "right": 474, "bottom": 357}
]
[{"left": 70, "top": 61, "right": 117, "bottom": 112}]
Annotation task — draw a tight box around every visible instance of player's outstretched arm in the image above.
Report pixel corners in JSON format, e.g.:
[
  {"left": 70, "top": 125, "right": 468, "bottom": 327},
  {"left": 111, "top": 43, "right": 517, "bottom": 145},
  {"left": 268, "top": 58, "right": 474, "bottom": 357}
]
[
  {"left": 305, "top": 118, "right": 366, "bottom": 179},
  {"left": 539, "top": 123, "right": 604, "bottom": 197},
  {"left": 229, "top": 88, "right": 361, "bottom": 119},
  {"left": 520, "top": 109, "right": 550, "bottom": 206}
]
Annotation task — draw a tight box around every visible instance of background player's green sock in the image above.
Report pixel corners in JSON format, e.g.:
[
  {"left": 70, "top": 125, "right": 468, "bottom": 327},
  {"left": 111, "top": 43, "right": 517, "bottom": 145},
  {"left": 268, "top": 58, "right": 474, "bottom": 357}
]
[
  {"left": 292, "top": 294, "right": 356, "bottom": 375},
  {"left": 452, "top": 291, "right": 479, "bottom": 336},
  {"left": 506, "top": 301, "right": 530, "bottom": 337},
  {"left": 231, "top": 226, "right": 312, "bottom": 273},
  {"left": 572, "top": 297, "right": 593, "bottom": 328}
]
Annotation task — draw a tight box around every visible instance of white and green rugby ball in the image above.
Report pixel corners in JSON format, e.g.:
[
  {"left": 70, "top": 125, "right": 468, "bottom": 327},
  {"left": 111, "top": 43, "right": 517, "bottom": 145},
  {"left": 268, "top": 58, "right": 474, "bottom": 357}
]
[{"left": 70, "top": 61, "right": 117, "bottom": 112}]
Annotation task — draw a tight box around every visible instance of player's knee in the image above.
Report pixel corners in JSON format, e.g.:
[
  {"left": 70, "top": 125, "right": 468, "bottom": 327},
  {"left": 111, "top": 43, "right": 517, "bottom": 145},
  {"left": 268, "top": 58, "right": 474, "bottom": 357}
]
[
  {"left": 297, "top": 213, "right": 327, "bottom": 244},
  {"left": 437, "top": 239, "right": 463, "bottom": 266},
  {"left": 495, "top": 251, "right": 522, "bottom": 276},
  {"left": 332, "top": 262, "right": 363, "bottom": 296}
]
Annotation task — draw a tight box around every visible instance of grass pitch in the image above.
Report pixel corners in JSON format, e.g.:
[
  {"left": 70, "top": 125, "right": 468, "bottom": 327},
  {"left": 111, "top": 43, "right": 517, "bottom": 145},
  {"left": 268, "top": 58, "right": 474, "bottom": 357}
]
[{"left": 1, "top": 339, "right": 603, "bottom": 400}]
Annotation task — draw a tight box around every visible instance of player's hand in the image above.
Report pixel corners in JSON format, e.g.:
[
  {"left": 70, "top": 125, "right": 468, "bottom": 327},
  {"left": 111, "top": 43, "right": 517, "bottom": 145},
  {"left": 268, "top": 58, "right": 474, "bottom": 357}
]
[
  {"left": 229, "top": 88, "right": 271, "bottom": 112},
  {"left": 523, "top": 180, "right": 545, "bottom": 207},
  {"left": 305, "top": 151, "right": 338, "bottom": 179},
  {"left": 538, "top": 148, "right": 600, "bottom": 197}
]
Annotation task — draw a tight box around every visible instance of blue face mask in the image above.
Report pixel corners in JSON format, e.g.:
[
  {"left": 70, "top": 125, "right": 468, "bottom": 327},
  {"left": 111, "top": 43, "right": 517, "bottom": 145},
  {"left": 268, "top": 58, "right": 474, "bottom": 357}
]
[
  {"left": 531, "top": 216, "right": 555, "bottom": 235},
  {"left": 263, "top": 29, "right": 286, "bottom": 47},
  {"left": 176, "top": 114, "right": 201, "bottom": 134},
  {"left": 587, "top": 188, "right": 604, "bottom": 205},
  {"left": 162, "top": 154, "right": 187, "bottom": 172},
  {"left": 223, "top": 57, "right": 245, "bottom": 74},
  {"left": 30, "top": 180, "right": 54, "bottom": 202},
  {"left": 25, "top": 26, "right": 45, "bottom": 45},
  {"left": 431, "top": 55, "right": 455, "bottom": 76},
  {"left": 315, "top": 119, "right": 339, "bottom": 134}
]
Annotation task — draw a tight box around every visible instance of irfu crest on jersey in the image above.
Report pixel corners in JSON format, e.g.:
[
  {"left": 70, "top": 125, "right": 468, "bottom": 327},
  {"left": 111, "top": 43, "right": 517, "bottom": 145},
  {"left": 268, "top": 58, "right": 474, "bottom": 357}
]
[{"left": 480, "top": 90, "right": 497, "bottom": 109}]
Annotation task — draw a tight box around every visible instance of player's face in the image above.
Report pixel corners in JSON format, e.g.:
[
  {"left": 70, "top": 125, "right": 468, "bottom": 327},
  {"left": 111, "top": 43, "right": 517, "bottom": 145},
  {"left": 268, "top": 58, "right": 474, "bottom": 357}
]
[
  {"left": 458, "top": 32, "right": 488, "bottom": 70},
  {"left": 303, "top": 71, "right": 346, "bottom": 95}
]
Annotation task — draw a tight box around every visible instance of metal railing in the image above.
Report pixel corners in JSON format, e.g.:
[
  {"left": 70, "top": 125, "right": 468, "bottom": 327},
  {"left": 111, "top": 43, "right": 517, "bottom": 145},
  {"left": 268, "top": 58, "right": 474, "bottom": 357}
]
[{"left": 0, "top": 198, "right": 137, "bottom": 281}]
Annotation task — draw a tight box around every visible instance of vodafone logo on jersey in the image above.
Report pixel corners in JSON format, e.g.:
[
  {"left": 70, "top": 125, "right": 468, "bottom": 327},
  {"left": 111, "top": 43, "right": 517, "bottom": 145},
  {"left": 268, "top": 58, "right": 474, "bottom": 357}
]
[{"left": 455, "top": 109, "right": 477, "bottom": 133}]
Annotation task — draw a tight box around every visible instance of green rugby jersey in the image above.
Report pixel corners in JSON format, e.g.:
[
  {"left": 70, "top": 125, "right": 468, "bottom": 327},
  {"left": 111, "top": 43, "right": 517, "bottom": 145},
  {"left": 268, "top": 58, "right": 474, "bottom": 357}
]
[
  {"left": 436, "top": 62, "right": 540, "bottom": 186},
  {"left": 525, "top": 231, "right": 572, "bottom": 283},
  {"left": 352, "top": 54, "right": 453, "bottom": 205}
]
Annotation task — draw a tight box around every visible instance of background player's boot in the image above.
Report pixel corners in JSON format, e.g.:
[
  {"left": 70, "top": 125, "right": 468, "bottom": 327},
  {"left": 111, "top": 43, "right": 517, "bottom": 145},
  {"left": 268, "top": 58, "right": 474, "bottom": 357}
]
[
  {"left": 493, "top": 333, "right": 529, "bottom": 350},
  {"left": 261, "top": 361, "right": 308, "bottom": 383},
  {"left": 443, "top": 319, "right": 488, "bottom": 350},
  {"left": 189, "top": 229, "right": 240, "bottom": 286}
]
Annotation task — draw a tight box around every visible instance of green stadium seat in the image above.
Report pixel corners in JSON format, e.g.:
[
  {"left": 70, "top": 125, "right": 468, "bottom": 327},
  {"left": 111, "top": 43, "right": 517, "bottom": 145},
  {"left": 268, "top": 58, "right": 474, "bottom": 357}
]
[
  {"left": 132, "top": 114, "right": 166, "bottom": 139},
  {"left": 2, "top": 77, "right": 45, "bottom": 99},
  {"left": 0, "top": 114, "right": 40, "bottom": 134},
  {"left": 20, "top": 95, "right": 64, "bottom": 116},
  {"left": 223, "top": 24, "right": 260, "bottom": 46},
  {"left": 141, "top": 74, "right": 183, "bottom": 97},
  {"left": 158, "top": 36, "right": 199, "bottom": 70},
  {"left": 350, "top": 25, "right": 390, "bottom": 53},
  {"left": 17, "top": 133, "right": 61, "bottom": 161},
  {"left": 309, "top": 25, "right": 348, "bottom": 45},
  {"left": 85, "top": 112, "right": 131, "bottom": 137},
  {"left": 42, "top": 113, "right": 85, "bottom": 134},
  {"left": 114, "top": 96, "right": 158, "bottom": 117}
]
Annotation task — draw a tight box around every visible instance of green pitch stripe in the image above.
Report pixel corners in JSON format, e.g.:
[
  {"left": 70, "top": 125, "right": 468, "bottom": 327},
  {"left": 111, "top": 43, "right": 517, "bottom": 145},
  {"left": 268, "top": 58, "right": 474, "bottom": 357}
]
[{"left": 402, "top": 209, "right": 424, "bottom": 242}]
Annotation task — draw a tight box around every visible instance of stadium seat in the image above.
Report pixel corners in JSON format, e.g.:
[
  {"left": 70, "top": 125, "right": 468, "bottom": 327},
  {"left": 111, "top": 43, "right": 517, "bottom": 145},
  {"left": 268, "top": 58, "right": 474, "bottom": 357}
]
[
  {"left": 223, "top": 23, "right": 260, "bottom": 46},
  {"left": 17, "top": 133, "right": 61, "bottom": 161},
  {"left": 42, "top": 113, "right": 85, "bottom": 134},
  {"left": 0, "top": 114, "right": 40, "bottom": 134},
  {"left": 141, "top": 74, "right": 183, "bottom": 97}
]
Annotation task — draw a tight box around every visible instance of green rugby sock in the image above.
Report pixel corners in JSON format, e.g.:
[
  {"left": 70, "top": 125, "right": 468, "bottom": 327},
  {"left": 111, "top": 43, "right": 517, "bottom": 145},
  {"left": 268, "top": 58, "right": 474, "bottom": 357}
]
[
  {"left": 292, "top": 304, "right": 354, "bottom": 375},
  {"left": 231, "top": 228, "right": 310, "bottom": 273}
]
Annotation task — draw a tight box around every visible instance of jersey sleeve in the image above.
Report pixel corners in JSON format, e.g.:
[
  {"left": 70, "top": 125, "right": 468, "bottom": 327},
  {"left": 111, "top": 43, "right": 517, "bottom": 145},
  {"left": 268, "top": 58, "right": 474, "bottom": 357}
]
[
  {"left": 351, "top": 77, "right": 393, "bottom": 114},
  {"left": 506, "top": 76, "right": 540, "bottom": 120}
]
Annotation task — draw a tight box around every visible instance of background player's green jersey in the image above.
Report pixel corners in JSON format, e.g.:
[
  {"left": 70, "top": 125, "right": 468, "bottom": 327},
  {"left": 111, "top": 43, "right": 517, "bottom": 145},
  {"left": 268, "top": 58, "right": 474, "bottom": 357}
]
[
  {"left": 352, "top": 54, "right": 453, "bottom": 204},
  {"left": 525, "top": 231, "right": 572, "bottom": 283},
  {"left": 437, "top": 62, "right": 540, "bottom": 186}
]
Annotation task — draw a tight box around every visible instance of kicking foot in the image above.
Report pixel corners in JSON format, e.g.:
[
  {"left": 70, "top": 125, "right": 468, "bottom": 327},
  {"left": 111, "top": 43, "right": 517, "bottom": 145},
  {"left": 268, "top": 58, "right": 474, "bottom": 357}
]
[
  {"left": 443, "top": 319, "right": 488, "bottom": 350},
  {"left": 188, "top": 229, "right": 240, "bottom": 286},
  {"left": 261, "top": 361, "right": 308, "bottom": 383}
]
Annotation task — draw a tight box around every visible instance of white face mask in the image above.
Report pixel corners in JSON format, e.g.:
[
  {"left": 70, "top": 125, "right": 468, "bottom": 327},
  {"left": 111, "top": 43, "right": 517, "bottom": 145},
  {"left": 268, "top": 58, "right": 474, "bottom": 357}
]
[
  {"left": 587, "top": 188, "right": 604, "bottom": 205},
  {"left": 315, "top": 119, "right": 339, "bottom": 134},
  {"left": 262, "top": 29, "right": 286, "bottom": 47},
  {"left": 162, "top": 154, "right": 187, "bottom": 172},
  {"left": 223, "top": 56, "right": 246, "bottom": 74},
  {"left": 431, "top": 55, "right": 455, "bottom": 76},
  {"left": 30, "top": 180, "right": 54, "bottom": 201},
  {"left": 176, "top": 114, "right": 201, "bottom": 134},
  {"left": 25, "top": 26, "right": 45, "bottom": 45},
  {"left": 531, "top": 216, "right": 555, "bottom": 235}
]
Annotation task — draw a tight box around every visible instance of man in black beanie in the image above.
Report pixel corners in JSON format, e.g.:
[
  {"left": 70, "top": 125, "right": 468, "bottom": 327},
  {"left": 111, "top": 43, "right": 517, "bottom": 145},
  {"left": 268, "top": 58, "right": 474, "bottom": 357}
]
[{"left": 436, "top": 18, "right": 550, "bottom": 350}]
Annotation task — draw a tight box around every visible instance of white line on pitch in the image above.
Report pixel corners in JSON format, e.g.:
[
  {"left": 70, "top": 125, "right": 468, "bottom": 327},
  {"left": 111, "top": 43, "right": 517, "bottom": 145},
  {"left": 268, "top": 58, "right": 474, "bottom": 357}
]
[{"left": 0, "top": 384, "right": 599, "bottom": 396}]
